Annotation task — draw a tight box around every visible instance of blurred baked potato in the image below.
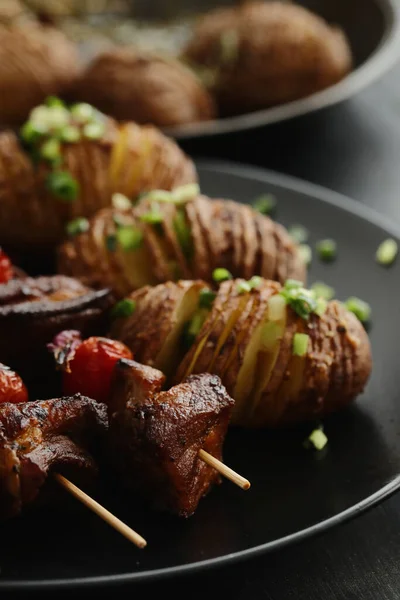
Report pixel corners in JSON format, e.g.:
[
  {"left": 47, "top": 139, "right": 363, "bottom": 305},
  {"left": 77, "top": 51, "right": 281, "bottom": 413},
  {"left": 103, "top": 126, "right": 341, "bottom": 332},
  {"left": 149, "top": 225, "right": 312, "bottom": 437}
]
[
  {"left": 0, "top": 99, "right": 197, "bottom": 255},
  {"left": 70, "top": 48, "right": 217, "bottom": 128},
  {"left": 183, "top": 1, "right": 352, "bottom": 115},
  {"left": 0, "top": 23, "right": 80, "bottom": 125},
  {"left": 110, "top": 277, "right": 372, "bottom": 428},
  {"left": 58, "top": 191, "right": 306, "bottom": 298}
]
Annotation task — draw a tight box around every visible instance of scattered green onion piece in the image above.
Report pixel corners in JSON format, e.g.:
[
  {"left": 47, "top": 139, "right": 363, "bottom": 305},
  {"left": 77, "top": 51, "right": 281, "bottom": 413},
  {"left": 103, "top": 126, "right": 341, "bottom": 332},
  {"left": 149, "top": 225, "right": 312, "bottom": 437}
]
[
  {"left": 40, "top": 138, "right": 61, "bottom": 162},
  {"left": 112, "top": 213, "right": 127, "bottom": 228},
  {"left": 248, "top": 275, "right": 263, "bottom": 289},
  {"left": 45, "top": 171, "right": 79, "bottom": 202},
  {"left": 316, "top": 239, "right": 337, "bottom": 261},
  {"left": 111, "top": 298, "right": 136, "bottom": 319},
  {"left": 212, "top": 267, "right": 233, "bottom": 282},
  {"left": 116, "top": 226, "right": 143, "bottom": 251},
  {"left": 311, "top": 281, "right": 335, "bottom": 301},
  {"left": 140, "top": 210, "right": 164, "bottom": 224},
  {"left": 60, "top": 125, "right": 81, "bottom": 143},
  {"left": 29, "top": 105, "right": 52, "bottom": 126},
  {"left": 199, "top": 288, "right": 217, "bottom": 309},
  {"left": 171, "top": 183, "right": 200, "bottom": 204},
  {"left": 292, "top": 333, "right": 309, "bottom": 356},
  {"left": 252, "top": 193, "right": 277, "bottom": 216},
  {"left": 46, "top": 106, "right": 70, "bottom": 130},
  {"left": 284, "top": 279, "right": 303, "bottom": 290},
  {"left": 288, "top": 224, "right": 309, "bottom": 244},
  {"left": 20, "top": 120, "right": 47, "bottom": 143},
  {"left": 83, "top": 121, "right": 105, "bottom": 140},
  {"left": 141, "top": 189, "right": 172, "bottom": 204},
  {"left": 280, "top": 286, "right": 318, "bottom": 320},
  {"left": 237, "top": 281, "right": 252, "bottom": 294},
  {"left": 344, "top": 296, "right": 371, "bottom": 323},
  {"left": 70, "top": 102, "right": 96, "bottom": 123},
  {"left": 376, "top": 238, "right": 398, "bottom": 266},
  {"left": 173, "top": 210, "right": 193, "bottom": 257},
  {"left": 45, "top": 96, "right": 65, "bottom": 108},
  {"left": 305, "top": 427, "right": 328, "bottom": 451},
  {"left": 298, "top": 244, "right": 312, "bottom": 266},
  {"left": 112, "top": 193, "right": 132, "bottom": 211},
  {"left": 66, "top": 217, "right": 89, "bottom": 237},
  {"left": 314, "top": 297, "right": 328, "bottom": 317},
  {"left": 106, "top": 234, "right": 117, "bottom": 252}
]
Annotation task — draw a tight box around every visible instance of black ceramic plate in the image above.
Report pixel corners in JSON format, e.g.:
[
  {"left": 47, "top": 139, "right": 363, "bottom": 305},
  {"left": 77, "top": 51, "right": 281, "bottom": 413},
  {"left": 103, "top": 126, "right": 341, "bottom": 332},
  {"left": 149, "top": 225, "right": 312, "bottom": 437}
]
[
  {"left": 1, "top": 162, "right": 400, "bottom": 591},
  {"left": 163, "top": 0, "right": 400, "bottom": 139}
]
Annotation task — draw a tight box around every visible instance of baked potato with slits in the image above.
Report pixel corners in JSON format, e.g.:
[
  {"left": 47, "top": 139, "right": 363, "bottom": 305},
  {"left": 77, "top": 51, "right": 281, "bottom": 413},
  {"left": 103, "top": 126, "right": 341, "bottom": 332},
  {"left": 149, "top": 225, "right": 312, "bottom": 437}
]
[
  {"left": 70, "top": 48, "right": 217, "bottom": 128},
  {"left": 110, "top": 278, "right": 372, "bottom": 428},
  {"left": 183, "top": 1, "right": 352, "bottom": 116},
  {"left": 0, "top": 23, "right": 80, "bottom": 126},
  {"left": 58, "top": 192, "right": 306, "bottom": 298},
  {"left": 0, "top": 104, "right": 196, "bottom": 256}
]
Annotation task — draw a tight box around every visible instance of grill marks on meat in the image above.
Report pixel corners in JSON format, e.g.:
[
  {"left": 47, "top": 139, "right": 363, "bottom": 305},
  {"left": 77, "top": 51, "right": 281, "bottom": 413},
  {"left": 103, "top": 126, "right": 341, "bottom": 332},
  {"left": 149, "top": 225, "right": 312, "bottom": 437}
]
[
  {"left": 108, "top": 360, "right": 234, "bottom": 517},
  {"left": 0, "top": 395, "right": 108, "bottom": 519}
]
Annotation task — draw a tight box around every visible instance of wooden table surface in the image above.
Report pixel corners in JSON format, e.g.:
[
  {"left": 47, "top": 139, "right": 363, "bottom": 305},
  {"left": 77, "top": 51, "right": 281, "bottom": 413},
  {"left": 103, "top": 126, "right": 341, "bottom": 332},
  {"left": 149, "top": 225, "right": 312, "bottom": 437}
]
[{"left": 9, "top": 58, "right": 400, "bottom": 600}]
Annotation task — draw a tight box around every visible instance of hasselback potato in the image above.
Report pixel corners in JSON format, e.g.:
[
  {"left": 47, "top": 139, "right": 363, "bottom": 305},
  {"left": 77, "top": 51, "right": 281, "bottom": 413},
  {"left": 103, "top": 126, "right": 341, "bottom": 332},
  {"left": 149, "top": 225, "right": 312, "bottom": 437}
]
[
  {"left": 0, "top": 99, "right": 196, "bottom": 254},
  {"left": 58, "top": 191, "right": 306, "bottom": 298},
  {"left": 110, "top": 278, "right": 372, "bottom": 428}
]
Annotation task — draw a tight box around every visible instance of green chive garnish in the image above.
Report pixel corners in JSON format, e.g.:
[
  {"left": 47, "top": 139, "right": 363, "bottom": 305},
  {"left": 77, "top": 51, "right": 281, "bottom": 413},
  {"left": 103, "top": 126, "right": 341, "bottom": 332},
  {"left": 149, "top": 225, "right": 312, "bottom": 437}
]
[
  {"left": 316, "top": 239, "right": 337, "bottom": 261},
  {"left": 376, "top": 238, "right": 398, "bottom": 266},
  {"left": 66, "top": 217, "right": 89, "bottom": 237},
  {"left": 305, "top": 427, "right": 328, "bottom": 451},
  {"left": 280, "top": 282, "right": 318, "bottom": 320},
  {"left": 311, "top": 282, "right": 335, "bottom": 301},
  {"left": 45, "top": 96, "right": 65, "bottom": 108},
  {"left": 171, "top": 183, "right": 200, "bottom": 204},
  {"left": 284, "top": 279, "right": 303, "bottom": 290},
  {"left": 298, "top": 244, "right": 312, "bottom": 266},
  {"left": 292, "top": 333, "right": 309, "bottom": 356},
  {"left": 314, "top": 297, "right": 328, "bottom": 317},
  {"left": 70, "top": 102, "right": 96, "bottom": 123},
  {"left": 252, "top": 193, "right": 277, "bottom": 216},
  {"left": 344, "top": 297, "right": 371, "bottom": 323},
  {"left": 212, "top": 268, "right": 233, "bottom": 282},
  {"left": 237, "top": 281, "right": 252, "bottom": 294},
  {"left": 60, "top": 125, "right": 81, "bottom": 143},
  {"left": 173, "top": 209, "right": 193, "bottom": 257},
  {"left": 111, "top": 298, "right": 136, "bottom": 319},
  {"left": 116, "top": 226, "right": 143, "bottom": 251},
  {"left": 20, "top": 120, "right": 47, "bottom": 143},
  {"left": 40, "top": 138, "right": 61, "bottom": 162},
  {"left": 288, "top": 224, "right": 309, "bottom": 244},
  {"left": 112, "top": 193, "right": 132, "bottom": 211},
  {"left": 45, "top": 171, "right": 79, "bottom": 202},
  {"left": 83, "top": 121, "right": 105, "bottom": 140},
  {"left": 199, "top": 288, "right": 217, "bottom": 309},
  {"left": 140, "top": 210, "right": 164, "bottom": 224},
  {"left": 248, "top": 275, "right": 263, "bottom": 289}
]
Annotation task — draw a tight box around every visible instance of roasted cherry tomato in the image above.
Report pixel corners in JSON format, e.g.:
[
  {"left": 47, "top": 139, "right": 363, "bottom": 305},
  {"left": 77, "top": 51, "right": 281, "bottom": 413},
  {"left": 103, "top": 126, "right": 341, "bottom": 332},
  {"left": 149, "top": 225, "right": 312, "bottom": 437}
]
[
  {"left": 0, "top": 248, "right": 13, "bottom": 284},
  {"left": 0, "top": 364, "right": 29, "bottom": 404},
  {"left": 61, "top": 336, "right": 133, "bottom": 403}
]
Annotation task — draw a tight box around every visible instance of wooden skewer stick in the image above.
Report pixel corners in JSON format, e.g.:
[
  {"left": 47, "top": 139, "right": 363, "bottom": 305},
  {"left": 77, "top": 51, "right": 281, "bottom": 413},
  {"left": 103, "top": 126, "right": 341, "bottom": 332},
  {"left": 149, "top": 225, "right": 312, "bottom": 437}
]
[
  {"left": 198, "top": 449, "right": 251, "bottom": 490},
  {"left": 54, "top": 473, "right": 147, "bottom": 549}
]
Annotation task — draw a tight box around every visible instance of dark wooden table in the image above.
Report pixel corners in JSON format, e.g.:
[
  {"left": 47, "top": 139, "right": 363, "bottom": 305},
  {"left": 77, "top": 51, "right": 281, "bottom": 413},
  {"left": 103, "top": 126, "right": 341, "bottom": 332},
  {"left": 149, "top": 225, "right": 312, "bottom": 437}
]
[{"left": 10, "top": 60, "right": 400, "bottom": 600}]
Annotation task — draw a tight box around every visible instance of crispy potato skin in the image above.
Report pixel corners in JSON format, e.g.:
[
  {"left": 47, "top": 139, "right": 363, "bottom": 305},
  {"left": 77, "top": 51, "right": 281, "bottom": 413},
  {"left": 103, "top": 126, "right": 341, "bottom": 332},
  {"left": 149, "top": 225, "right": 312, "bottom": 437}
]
[
  {"left": 70, "top": 48, "right": 216, "bottom": 128},
  {"left": 0, "top": 23, "right": 80, "bottom": 126},
  {"left": 112, "top": 279, "right": 372, "bottom": 428},
  {"left": 58, "top": 194, "right": 306, "bottom": 297},
  {"left": 183, "top": 1, "right": 352, "bottom": 116},
  {"left": 0, "top": 118, "right": 196, "bottom": 254}
]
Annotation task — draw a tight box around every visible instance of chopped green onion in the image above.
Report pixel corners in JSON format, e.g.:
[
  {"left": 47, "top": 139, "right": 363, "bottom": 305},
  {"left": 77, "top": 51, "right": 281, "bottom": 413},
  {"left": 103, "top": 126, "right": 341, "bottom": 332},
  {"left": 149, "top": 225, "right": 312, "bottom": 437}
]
[
  {"left": 45, "top": 96, "right": 65, "bottom": 108},
  {"left": 212, "top": 267, "right": 233, "bottom": 282},
  {"left": 298, "top": 244, "right": 312, "bottom": 266},
  {"left": 20, "top": 120, "right": 47, "bottom": 143},
  {"left": 316, "top": 239, "right": 337, "bottom": 261},
  {"left": 142, "top": 189, "right": 173, "bottom": 204},
  {"left": 60, "top": 125, "right": 81, "bottom": 143},
  {"left": 288, "top": 224, "right": 309, "bottom": 244},
  {"left": 284, "top": 279, "right": 303, "bottom": 290},
  {"left": 112, "top": 213, "right": 126, "bottom": 228},
  {"left": 311, "top": 281, "right": 335, "bottom": 301},
  {"left": 292, "top": 333, "right": 309, "bottom": 356},
  {"left": 45, "top": 171, "right": 79, "bottom": 202},
  {"left": 83, "top": 121, "right": 105, "bottom": 140},
  {"left": 66, "top": 217, "right": 89, "bottom": 237},
  {"left": 248, "top": 275, "right": 263, "bottom": 289},
  {"left": 252, "top": 193, "right": 277, "bottom": 216},
  {"left": 116, "top": 226, "right": 143, "bottom": 251},
  {"left": 237, "top": 281, "right": 252, "bottom": 294},
  {"left": 29, "top": 105, "right": 52, "bottom": 126},
  {"left": 111, "top": 298, "right": 136, "bottom": 319},
  {"left": 112, "top": 193, "right": 132, "bottom": 211},
  {"left": 171, "top": 183, "right": 200, "bottom": 204},
  {"left": 376, "top": 238, "right": 398, "bottom": 266},
  {"left": 314, "top": 297, "right": 328, "bottom": 317},
  {"left": 70, "top": 102, "right": 96, "bottom": 123},
  {"left": 344, "top": 296, "right": 371, "bottom": 323},
  {"left": 140, "top": 210, "right": 164, "bottom": 224},
  {"left": 280, "top": 285, "right": 318, "bottom": 320},
  {"left": 305, "top": 427, "right": 328, "bottom": 451},
  {"left": 199, "top": 288, "right": 216, "bottom": 309},
  {"left": 46, "top": 106, "right": 70, "bottom": 130},
  {"left": 40, "top": 138, "right": 61, "bottom": 162},
  {"left": 173, "top": 209, "right": 193, "bottom": 257},
  {"left": 106, "top": 234, "right": 117, "bottom": 252}
]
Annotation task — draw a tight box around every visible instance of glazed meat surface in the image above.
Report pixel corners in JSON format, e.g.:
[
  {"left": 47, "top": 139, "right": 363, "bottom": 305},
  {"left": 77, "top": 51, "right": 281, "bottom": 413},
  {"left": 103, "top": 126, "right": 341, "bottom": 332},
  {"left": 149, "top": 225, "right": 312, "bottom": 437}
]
[
  {"left": 0, "top": 395, "right": 108, "bottom": 519},
  {"left": 108, "top": 360, "right": 234, "bottom": 517}
]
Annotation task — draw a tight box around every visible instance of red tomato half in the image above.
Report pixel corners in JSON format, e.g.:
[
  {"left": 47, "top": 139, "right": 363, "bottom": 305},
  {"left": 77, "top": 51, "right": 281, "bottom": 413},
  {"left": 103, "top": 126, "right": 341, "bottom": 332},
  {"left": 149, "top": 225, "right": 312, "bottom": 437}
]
[
  {"left": 0, "top": 364, "right": 29, "bottom": 404},
  {"left": 0, "top": 249, "right": 13, "bottom": 284}
]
